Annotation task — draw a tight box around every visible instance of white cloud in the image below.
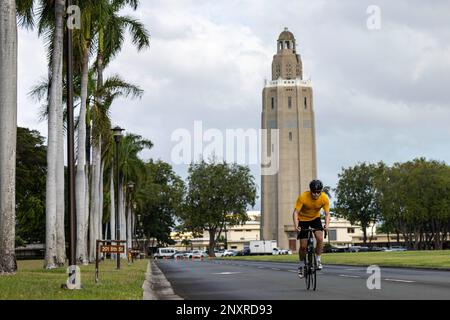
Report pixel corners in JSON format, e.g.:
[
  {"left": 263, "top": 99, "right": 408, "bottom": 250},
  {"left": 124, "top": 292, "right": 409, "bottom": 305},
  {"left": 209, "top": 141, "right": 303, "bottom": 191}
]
[{"left": 17, "top": 0, "right": 450, "bottom": 210}]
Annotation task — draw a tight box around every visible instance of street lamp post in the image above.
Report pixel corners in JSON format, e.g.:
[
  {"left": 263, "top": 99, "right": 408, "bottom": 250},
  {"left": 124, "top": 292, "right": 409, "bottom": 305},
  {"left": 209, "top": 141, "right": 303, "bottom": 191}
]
[
  {"left": 112, "top": 126, "right": 124, "bottom": 269},
  {"left": 66, "top": 0, "right": 77, "bottom": 286}
]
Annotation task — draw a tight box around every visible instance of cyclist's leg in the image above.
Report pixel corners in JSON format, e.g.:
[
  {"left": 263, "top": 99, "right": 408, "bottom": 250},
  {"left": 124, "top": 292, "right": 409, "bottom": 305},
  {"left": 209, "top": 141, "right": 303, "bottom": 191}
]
[
  {"left": 312, "top": 217, "right": 324, "bottom": 256},
  {"left": 297, "top": 220, "right": 309, "bottom": 262},
  {"left": 299, "top": 239, "right": 308, "bottom": 261},
  {"left": 314, "top": 230, "right": 324, "bottom": 256},
  {"left": 312, "top": 218, "right": 324, "bottom": 269},
  {"left": 297, "top": 221, "right": 309, "bottom": 277}
]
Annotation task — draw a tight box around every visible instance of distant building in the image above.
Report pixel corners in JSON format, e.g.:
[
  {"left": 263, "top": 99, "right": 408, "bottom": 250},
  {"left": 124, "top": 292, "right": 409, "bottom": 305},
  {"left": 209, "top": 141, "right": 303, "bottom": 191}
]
[
  {"left": 171, "top": 212, "right": 385, "bottom": 251},
  {"left": 171, "top": 211, "right": 261, "bottom": 251},
  {"left": 261, "top": 28, "right": 318, "bottom": 252}
]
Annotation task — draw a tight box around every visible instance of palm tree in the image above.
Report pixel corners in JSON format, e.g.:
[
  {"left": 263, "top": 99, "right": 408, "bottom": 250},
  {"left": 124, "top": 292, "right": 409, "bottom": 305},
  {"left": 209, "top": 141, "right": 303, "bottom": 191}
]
[
  {"left": 0, "top": 0, "right": 18, "bottom": 274},
  {"left": 87, "top": 75, "right": 144, "bottom": 261},
  {"left": 22, "top": 0, "right": 68, "bottom": 268},
  {"left": 117, "top": 134, "right": 152, "bottom": 257},
  {"left": 31, "top": 72, "right": 144, "bottom": 263},
  {"left": 43, "top": 0, "right": 66, "bottom": 269},
  {"left": 86, "top": 0, "right": 149, "bottom": 261}
]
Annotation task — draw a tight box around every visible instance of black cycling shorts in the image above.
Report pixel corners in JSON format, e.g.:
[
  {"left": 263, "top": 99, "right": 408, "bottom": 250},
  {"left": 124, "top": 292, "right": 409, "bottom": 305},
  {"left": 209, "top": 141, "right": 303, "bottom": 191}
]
[{"left": 297, "top": 218, "right": 323, "bottom": 240}]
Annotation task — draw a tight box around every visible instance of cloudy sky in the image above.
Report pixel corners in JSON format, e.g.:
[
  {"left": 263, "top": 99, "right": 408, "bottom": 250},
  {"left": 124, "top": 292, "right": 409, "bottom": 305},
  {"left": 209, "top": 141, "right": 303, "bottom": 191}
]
[{"left": 17, "top": 0, "right": 450, "bottom": 210}]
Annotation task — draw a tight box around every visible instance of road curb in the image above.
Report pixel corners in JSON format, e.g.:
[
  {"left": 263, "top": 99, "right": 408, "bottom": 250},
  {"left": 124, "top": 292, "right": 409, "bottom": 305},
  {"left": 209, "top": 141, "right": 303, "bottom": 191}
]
[{"left": 142, "top": 259, "right": 183, "bottom": 300}]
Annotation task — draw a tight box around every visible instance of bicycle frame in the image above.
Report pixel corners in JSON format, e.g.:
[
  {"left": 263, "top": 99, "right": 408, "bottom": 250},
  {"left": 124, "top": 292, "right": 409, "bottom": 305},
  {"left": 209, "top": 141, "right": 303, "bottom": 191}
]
[
  {"left": 305, "top": 228, "right": 318, "bottom": 290},
  {"left": 303, "top": 227, "right": 327, "bottom": 291}
]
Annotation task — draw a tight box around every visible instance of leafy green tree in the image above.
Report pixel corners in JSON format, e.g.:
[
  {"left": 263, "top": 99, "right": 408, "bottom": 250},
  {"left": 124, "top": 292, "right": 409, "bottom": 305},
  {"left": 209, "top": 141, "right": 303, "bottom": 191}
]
[
  {"left": 136, "top": 160, "right": 184, "bottom": 247},
  {"left": 393, "top": 159, "right": 450, "bottom": 250},
  {"left": 15, "top": 128, "right": 47, "bottom": 245},
  {"left": 334, "top": 162, "right": 383, "bottom": 244},
  {"left": 180, "top": 161, "right": 257, "bottom": 256}
]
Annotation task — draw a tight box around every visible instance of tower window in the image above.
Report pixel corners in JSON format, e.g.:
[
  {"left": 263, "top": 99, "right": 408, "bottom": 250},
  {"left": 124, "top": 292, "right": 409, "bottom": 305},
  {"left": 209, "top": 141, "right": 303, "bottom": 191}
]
[
  {"left": 271, "top": 97, "right": 275, "bottom": 110},
  {"left": 286, "top": 41, "right": 290, "bottom": 49},
  {"left": 288, "top": 97, "right": 292, "bottom": 109},
  {"left": 304, "top": 97, "right": 307, "bottom": 109},
  {"left": 289, "top": 132, "right": 293, "bottom": 141}
]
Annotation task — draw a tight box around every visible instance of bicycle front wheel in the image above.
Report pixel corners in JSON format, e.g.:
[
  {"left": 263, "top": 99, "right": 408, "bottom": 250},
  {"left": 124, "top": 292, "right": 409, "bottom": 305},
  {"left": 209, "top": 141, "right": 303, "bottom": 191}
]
[{"left": 305, "top": 253, "right": 314, "bottom": 290}]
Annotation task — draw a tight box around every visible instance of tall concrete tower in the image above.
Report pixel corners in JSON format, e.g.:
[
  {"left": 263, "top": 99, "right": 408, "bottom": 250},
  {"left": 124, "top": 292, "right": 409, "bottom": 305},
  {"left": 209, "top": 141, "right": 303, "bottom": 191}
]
[{"left": 261, "top": 28, "right": 317, "bottom": 251}]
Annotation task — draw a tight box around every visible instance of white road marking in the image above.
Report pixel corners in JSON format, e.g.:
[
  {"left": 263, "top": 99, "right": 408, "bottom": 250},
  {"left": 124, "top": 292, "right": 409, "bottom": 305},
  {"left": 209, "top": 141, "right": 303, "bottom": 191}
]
[
  {"left": 271, "top": 268, "right": 281, "bottom": 271},
  {"left": 212, "top": 272, "right": 242, "bottom": 275},
  {"left": 345, "top": 268, "right": 364, "bottom": 271},
  {"left": 339, "top": 275, "right": 361, "bottom": 278},
  {"left": 384, "top": 279, "right": 415, "bottom": 283}
]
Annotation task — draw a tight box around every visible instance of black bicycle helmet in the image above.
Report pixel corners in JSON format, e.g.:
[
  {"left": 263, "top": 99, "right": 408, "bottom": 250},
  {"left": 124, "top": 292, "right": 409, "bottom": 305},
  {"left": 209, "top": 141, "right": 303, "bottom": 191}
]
[{"left": 309, "top": 179, "right": 323, "bottom": 192}]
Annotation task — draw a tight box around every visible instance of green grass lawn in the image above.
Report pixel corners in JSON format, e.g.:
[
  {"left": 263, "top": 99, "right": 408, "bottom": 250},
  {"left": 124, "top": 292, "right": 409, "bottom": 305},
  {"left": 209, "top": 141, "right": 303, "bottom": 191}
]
[
  {"left": 221, "top": 251, "right": 450, "bottom": 269},
  {"left": 0, "top": 259, "right": 148, "bottom": 300}
]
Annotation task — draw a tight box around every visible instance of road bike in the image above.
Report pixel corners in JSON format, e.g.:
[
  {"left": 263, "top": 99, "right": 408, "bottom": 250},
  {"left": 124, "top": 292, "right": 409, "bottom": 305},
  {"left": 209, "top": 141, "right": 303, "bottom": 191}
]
[{"left": 303, "top": 227, "right": 327, "bottom": 291}]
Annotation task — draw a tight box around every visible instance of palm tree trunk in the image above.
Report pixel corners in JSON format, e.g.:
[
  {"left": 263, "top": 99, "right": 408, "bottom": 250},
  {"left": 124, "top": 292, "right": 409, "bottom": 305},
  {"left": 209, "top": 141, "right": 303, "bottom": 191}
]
[
  {"left": 84, "top": 169, "right": 89, "bottom": 262},
  {"left": 55, "top": 0, "right": 66, "bottom": 264},
  {"left": 119, "top": 183, "right": 126, "bottom": 259},
  {"left": 55, "top": 89, "right": 66, "bottom": 266},
  {"left": 89, "top": 141, "right": 102, "bottom": 262},
  {"left": 89, "top": 144, "right": 99, "bottom": 262},
  {"left": 76, "top": 44, "right": 89, "bottom": 264},
  {"left": 0, "top": 0, "right": 18, "bottom": 274},
  {"left": 98, "top": 147, "right": 104, "bottom": 241},
  {"left": 127, "top": 204, "right": 132, "bottom": 251},
  {"left": 45, "top": 0, "right": 65, "bottom": 269}
]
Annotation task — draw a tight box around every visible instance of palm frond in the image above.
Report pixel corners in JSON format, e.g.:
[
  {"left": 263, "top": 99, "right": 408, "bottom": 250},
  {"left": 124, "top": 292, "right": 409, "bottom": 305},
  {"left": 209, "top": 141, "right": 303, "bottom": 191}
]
[{"left": 16, "top": 0, "right": 35, "bottom": 29}]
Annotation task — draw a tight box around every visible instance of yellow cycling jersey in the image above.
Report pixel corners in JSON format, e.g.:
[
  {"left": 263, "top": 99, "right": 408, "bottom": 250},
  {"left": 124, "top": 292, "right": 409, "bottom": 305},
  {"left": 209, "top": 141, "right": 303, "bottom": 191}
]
[{"left": 294, "top": 191, "right": 330, "bottom": 222}]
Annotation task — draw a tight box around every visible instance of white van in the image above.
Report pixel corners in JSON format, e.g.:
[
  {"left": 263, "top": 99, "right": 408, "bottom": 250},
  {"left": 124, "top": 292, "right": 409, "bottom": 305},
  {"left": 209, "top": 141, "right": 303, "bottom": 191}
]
[{"left": 154, "top": 247, "right": 177, "bottom": 259}]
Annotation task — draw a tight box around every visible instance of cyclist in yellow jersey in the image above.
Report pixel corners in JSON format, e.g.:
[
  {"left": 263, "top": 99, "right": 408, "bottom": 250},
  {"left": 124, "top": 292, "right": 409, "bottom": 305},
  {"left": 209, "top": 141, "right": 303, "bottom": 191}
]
[{"left": 292, "top": 180, "right": 330, "bottom": 278}]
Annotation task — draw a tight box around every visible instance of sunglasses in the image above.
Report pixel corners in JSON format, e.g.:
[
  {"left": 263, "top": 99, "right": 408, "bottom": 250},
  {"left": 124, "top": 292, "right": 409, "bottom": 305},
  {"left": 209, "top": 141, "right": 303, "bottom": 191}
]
[{"left": 311, "top": 191, "right": 322, "bottom": 195}]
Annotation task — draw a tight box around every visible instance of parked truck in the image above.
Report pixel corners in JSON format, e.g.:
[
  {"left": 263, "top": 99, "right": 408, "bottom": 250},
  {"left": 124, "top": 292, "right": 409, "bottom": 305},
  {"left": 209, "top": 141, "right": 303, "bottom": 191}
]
[{"left": 249, "top": 240, "right": 277, "bottom": 255}]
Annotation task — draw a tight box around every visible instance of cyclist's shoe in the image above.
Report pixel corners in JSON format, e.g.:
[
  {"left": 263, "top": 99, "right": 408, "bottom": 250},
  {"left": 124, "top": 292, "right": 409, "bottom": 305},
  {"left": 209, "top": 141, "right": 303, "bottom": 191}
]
[
  {"left": 297, "top": 266, "right": 305, "bottom": 278},
  {"left": 316, "top": 261, "right": 323, "bottom": 270}
]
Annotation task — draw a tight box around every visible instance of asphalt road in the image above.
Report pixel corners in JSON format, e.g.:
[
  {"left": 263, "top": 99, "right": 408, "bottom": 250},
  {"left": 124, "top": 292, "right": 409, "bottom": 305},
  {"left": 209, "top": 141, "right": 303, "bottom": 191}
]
[{"left": 155, "top": 259, "right": 450, "bottom": 300}]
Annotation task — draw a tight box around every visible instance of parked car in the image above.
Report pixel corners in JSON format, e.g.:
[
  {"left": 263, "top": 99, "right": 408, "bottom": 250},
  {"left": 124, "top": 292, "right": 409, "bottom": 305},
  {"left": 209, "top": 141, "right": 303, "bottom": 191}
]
[
  {"left": 368, "top": 246, "right": 386, "bottom": 252},
  {"left": 272, "top": 247, "right": 291, "bottom": 255},
  {"left": 154, "top": 247, "right": 177, "bottom": 259},
  {"left": 222, "top": 249, "right": 238, "bottom": 257},
  {"left": 186, "top": 250, "right": 208, "bottom": 259},
  {"left": 214, "top": 250, "right": 225, "bottom": 258},
  {"left": 173, "top": 251, "right": 189, "bottom": 259},
  {"left": 348, "top": 246, "right": 369, "bottom": 253},
  {"left": 236, "top": 248, "right": 251, "bottom": 256},
  {"left": 386, "top": 246, "right": 407, "bottom": 252}
]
